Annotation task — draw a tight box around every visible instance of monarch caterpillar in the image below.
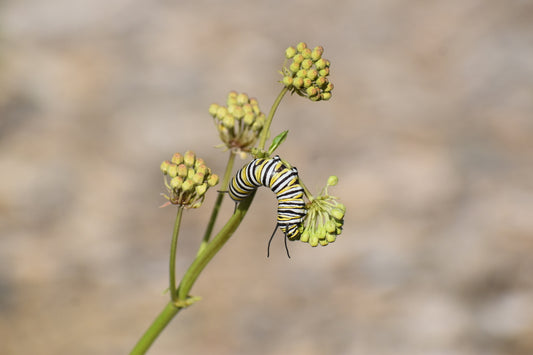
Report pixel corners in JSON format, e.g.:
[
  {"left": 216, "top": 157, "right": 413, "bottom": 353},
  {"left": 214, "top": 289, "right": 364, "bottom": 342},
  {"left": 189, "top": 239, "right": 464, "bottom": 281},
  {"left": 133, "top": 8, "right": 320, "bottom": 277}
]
[{"left": 229, "top": 155, "right": 307, "bottom": 257}]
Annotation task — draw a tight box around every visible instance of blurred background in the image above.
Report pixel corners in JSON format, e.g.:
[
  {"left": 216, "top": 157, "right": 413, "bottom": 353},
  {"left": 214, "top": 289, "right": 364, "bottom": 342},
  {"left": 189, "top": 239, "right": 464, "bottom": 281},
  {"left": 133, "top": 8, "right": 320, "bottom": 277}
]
[{"left": 1, "top": 0, "right": 532, "bottom": 354}]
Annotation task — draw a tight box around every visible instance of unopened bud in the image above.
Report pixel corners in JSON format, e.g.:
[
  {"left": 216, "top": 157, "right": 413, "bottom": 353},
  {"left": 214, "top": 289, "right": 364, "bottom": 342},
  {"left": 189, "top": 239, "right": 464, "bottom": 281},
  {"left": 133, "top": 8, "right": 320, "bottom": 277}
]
[
  {"left": 311, "top": 46, "right": 324, "bottom": 61},
  {"left": 160, "top": 160, "right": 171, "bottom": 175},
  {"left": 327, "top": 175, "right": 338, "bottom": 186},
  {"left": 208, "top": 103, "right": 219, "bottom": 116},
  {"left": 167, "top": 163, "right": 178, "bottom": 178},
  {"left": 184, "top": 151, "right": 195, "bottom": 167},
  {"left": 170, "top": 176, "right": 183, "bottom": 190},
  {"left": 195, "top": 183, "right": 207, "bottom": 197},
  {"left": 285, "top": 46, "right": 297, "bottom": 59},
  {"left": 289, "top": 62, "right": 300, "bottom": 73},
  {"left": 282, "top": 76, "right": 293, "bottom": 87},
  {"left": 301, "top": 59, "right": 313, "bottom": 70},
  {"left": 331, "top": 207, "right": 345, "bottom": 220},
  {"left": 181, "top": 179, "right": 194, "bottom": 192},
  {"left": 207, "top": 174, "right": 219, "bottom": 187},
  {"left": 171, "top": 153, "right": 183, "bottom": 165},
  {"left": 177, "top": 164, "right": 188, "bottom": 178},
  {"left": 223, "top": 115, "right": 235, "bottom": 128},
  {"left": 315, "top": 58, "right": 327, "bottom": 70},
  {"left": 296, "top": 42, "right": 307, "bottom": 52},
  {"left": 192, "top": 172, "right": 205, "bottom": 185}
]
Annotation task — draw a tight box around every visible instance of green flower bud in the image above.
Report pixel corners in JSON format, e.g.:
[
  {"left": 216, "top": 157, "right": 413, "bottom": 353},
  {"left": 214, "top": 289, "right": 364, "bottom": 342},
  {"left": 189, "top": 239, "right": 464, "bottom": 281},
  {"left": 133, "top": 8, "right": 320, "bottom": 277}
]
[
  {"left": 216, "top": 106, "right": 228, "bottom": 120},
  {"left": 327, "top": 175, "right": 338, "bottom": 186},
  {"left": 177, "top": 164, "right": 188, "bottom": 178},
  {"left": 309, "top": 234, "right": 319, "bottom": 247},
  {"left": 251, "top": 120, "right": 263, "bottom": 131},
  {"left": 160, "top": 160, "right": 171, "bottom": 175},
  {"left": 285, "top": 46, "right": 297, "bottom": 59},
  {"left": 181, "top": 179, "right": 194, "bottom": 192},
  {"left": 192, "top": 172, "right": 205, "bottom": 185},
  {"left": 331, "top": 207, "right": 345, "bottom": 220},
  {"left": 306, "top": 69, "right": 318, "bottom": 81},
  {"left": 296, "top": 42, "right": 307, "bottom": 52},
  {"left": 184, "top": 152, "right": 195, "bottom": 167},
  {"left": 315, "top": 76, "right": 328, "bottom": 88},
  {"left": 250, "top": 98, "right": 260, "bottom": 110},
  {"left": 311, "top": 46, "right": 324, "bottom": 61},
  {"left": 325, "top": 83, "right": 334, "bottom": 92},
  {"left": 319, "top": 67, "right": 330, "bottom": 77},
  {"left": 207, "top": 174, "right": 219, "bottom": 187},
  {"left": 316, "top": 225, "right": 326, "bottom": 240},
  {"left": 306, "top": 86, "right": 319, "bottom": 97},
  {"left": 293, "top": 53, "right": 304, "bottom": 64},
  {"left": 170, "top": 176, "right": 183, "bottom": 191},
  {"left": 187, "top": 168, "right": 195, "bottom": 180},
  {"left": 301, "top": 48, "right": 312, "bottom": 59},
  {"left": 167, "top": 163, "right": 178, "bottom": 178},
  {"left": 242, "top": 112, "right": 253, "bottom": 125},
  {"left": 293, "top": 77, "right": 304, "bottom": 89},
  {"left": 301, "top": 59, "right": 313, "bottom": 70},
  {"left": 321, "top": 92, "right": 332, "bottom": 101},
  {"left": 242, "top": 103, "right": 253, "bottom": 114},
  {"left": 282, "top": 76, "right": 293, "bottom": 87},
  {"left": 300, "top": 229, "right": 310, "bottom": 243},
  {"left": 296, "top": 69, "right": 307, "bottom": 78},
  {"left": 289, "top": 62, "right": 300, "bottom": 73},
  {"left": 232, "top": 106, "right": 245, "bottom": 119},
  {"left": 226, "top": 91, "right": 238, "bottom": 106},
  {"left": 196, "top": 164, "right": 207, "bottom": 175},
  {"left": 315, "top": 58, "right": 327, "bottom": 70},
  {"left": 171, "top": 153, "right": 183, "bottom": 165},
  {"left": 325, "top": 219, "right": 336, "bottom": 233},
  {"left": 236, "top": 93, "right": 249, "bottom": 105},
  {"left": 194, "top": 158, "right": 205, "bottom": 169},
  {"left": 195, "top": 183, "right": 207, "bottom": 197},
  {"left": 302, "top": 78, "right": 313, "bottom": 88},
  {"left": 208, "top": 103, "right": 219, "bottom": 117},
  {"left": 319, "top": 239, "right": 329, "bottom": 246},
  {"left": 222, "top": 115, "right": 235, "bottom": 128}
]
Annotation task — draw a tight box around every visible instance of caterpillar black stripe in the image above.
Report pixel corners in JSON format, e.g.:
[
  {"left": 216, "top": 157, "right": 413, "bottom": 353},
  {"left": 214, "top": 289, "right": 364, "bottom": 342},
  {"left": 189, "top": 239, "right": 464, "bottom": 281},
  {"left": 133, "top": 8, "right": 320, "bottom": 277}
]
[{"left": 229, "top": 156, "right": 306, "bottom": 257}]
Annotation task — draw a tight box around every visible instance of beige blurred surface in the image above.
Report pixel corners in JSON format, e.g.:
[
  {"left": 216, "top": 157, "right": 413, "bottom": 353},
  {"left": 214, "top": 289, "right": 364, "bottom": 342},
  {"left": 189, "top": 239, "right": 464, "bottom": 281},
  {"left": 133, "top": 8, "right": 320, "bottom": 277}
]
[{"left": 1, "top": 1, "right": 533, "bottom": 354}]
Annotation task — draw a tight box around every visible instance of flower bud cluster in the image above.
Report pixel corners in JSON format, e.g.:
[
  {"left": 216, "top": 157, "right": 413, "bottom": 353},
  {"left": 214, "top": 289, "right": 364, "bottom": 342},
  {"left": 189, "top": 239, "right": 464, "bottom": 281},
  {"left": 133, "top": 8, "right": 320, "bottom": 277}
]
[
  {"left": 299, "top": 176, "right": 345, "bottom": 246},
  {"left": 160, "top": 151, "right": 219, "bottom": 208},
  {"left": 282, "top": 42, "right": 333, "bottom": 101},
  {"left": 209, "top": 92, "right": 266, "bottom": 152}
]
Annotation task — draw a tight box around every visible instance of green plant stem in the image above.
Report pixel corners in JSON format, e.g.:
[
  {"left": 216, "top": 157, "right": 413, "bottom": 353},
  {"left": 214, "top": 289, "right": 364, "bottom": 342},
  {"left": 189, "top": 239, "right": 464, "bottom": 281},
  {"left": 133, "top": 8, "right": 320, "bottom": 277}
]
[
  {"left": 197, "top": 151, "right": 236, "bottom": 255},
  {"left": 178, "top": 191, "right": 255, "bottom": 299},
  {"left": 130, "top": 192, "right": 255, "bottom": 355},
  {"left": 259, "top": 86, "right": 289, "bottom": 150},
  {"left": 297, "top": 177, "right": 314, "bottom": 201},
  {"left": 130, "top": 302, "right": 181, "bottom": 355},
  {"left": 169, "top": 206, "right": 184, "bottom": 302}
]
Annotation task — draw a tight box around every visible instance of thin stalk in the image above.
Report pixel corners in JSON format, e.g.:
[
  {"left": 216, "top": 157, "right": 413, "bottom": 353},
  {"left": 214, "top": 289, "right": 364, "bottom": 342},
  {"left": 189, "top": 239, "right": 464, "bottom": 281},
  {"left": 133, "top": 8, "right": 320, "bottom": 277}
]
[
  {"left": 197, "top": 151, "right": 236, "bottom": 255},
  {"left": 297, "top": 177, "right": 314, "bottom": 201},
  {"left": 169, "top": 206, "right": 184, "bottom": 302},
  {"left": 258, "top": 86, "right": 289, "bottom": 150},
  {"left": 129, "top": 192, "right": 255, "bottom": 355},
  {"left": 178, "top": 191, "right": 255, "bottom": 299}
]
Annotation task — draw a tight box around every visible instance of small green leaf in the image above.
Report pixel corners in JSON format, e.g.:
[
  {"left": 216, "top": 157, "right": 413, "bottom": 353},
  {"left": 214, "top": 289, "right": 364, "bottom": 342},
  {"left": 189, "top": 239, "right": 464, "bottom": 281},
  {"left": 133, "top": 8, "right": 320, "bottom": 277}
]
[{"left": 268, "top": 130, "right": 289, "bottom": 155}]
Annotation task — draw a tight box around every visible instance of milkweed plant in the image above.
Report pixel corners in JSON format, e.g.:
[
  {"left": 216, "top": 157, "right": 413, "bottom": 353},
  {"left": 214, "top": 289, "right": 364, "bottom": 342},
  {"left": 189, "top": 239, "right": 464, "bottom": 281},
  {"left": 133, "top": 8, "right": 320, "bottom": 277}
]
[{"left": 130, "top": 42, "right": 345, "bottom": 354}]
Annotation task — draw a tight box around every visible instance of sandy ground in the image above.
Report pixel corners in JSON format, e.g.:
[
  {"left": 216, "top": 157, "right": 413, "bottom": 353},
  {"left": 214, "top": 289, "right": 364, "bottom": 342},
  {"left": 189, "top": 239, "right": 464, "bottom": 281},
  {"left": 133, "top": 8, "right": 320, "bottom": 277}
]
[{"left": 1, "top": 1, "right": 532, "bottom": 354}]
